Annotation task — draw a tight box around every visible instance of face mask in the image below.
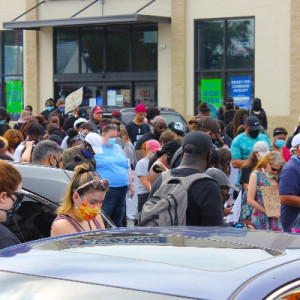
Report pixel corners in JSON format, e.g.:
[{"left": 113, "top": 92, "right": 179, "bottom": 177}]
[
  {"left": 79, "top": 132, "right": 86, "bottom": 140},
  {"left": 46, "top": 106, "right": 53, "bottom": 111},
  {"left": 107, "top": 138, "right": 116, "bottom": 147},
  {"left": 76, "top": 198, "right": 101, "bottom": 221},
  {"left": 265, "top": 171, "right": 275, "bottom": 179},
  {"left": 59, "top": 107, "right": 65, "bottom": 113},
  {"left": 0, "top": 120, "right": 6, "bottom": 125},
  {"left": 0, "top": 194, "right": 23, "bottom": 220},
  {"left": 226, "top": 103, "right": 234, "bottom": 110},
  {"left": 253, "top": 103, "right": 261, "bottom": 111},
  {"left": 82, "top": 149, "right": 94, "bottom": 159},
  {"left": 262, "top": 168, "right": 276, "bottom": 179},
  {"left": 275, "top": 139, "right": 285, "bottom": 148},
  {"left": 248, "top": 130, "right": 259, "bottom": 139}
]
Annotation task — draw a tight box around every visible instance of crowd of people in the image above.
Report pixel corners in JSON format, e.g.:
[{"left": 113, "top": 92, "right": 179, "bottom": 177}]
[{"left": 0, "top": 95, "right": 299, "bottom": 249}]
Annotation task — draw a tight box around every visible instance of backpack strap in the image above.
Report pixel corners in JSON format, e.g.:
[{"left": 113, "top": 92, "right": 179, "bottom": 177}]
[{"left": 160, "top": 170, "right": 212, "bottom": 191}]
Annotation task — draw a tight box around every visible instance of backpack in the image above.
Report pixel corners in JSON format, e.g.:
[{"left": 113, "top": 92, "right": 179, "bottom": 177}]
[{"left": 139, "top": 170, "right": 211, "bottom": 227}]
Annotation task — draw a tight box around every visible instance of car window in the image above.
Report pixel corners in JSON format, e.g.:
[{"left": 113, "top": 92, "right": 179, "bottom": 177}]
[{"left": 161, "top": 113, "right": 185, "bottom": 127}]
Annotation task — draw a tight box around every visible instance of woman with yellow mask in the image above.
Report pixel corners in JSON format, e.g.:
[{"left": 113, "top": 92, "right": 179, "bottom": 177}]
[{"left": 51, "top": 164, "right": 108, "bottom": 236}]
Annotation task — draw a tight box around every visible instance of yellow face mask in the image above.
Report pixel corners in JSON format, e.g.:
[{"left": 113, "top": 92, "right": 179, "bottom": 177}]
[{"left": 76, "top": 199, "right": 101, "bottom": 221}]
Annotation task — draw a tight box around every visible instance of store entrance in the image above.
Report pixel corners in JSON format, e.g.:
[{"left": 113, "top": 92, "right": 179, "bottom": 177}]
[{"left": 55, "top": 81, "right": 157, "bottom": 108}]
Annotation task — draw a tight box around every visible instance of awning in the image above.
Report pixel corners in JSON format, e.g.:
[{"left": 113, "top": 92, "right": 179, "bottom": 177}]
[{"left": 3, "top": 14, "right": 171, "bottom": 30}]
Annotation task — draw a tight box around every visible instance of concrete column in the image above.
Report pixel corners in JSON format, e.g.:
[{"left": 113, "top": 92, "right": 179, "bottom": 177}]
[
  {"left": 171, "top": 0, "right": 186, "bottom": 116},
  {"left": 290, "top": 0, "right": 300, "bottom": 125},
  {"left": 24, "top": 0, "right": 39, "bottom": 114}
]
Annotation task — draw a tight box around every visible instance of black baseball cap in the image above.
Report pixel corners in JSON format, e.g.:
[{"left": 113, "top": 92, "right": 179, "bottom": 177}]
[
  {"left": 182, "top": 131, "right": 213, "bottom": 154},
  {"left": 245, "top": 116, "right": 261, "bottom": 130}
]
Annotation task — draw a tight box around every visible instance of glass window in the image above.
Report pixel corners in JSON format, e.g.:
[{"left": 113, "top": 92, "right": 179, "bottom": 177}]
[
  {"left": 4, "top": 31, "right": 23, "bottom": 74},
  {"left": 197, "top": 21, "right": 224, "bottom": 70},
  {"left": 133, "top": 28, "right": 157, "bottom": 71},
  {"left": 195, "top": 18, "right": 255, "bottom": 115},
  {"left": 134, "top": 84, "right": 157, "bottom": 106},
  {"left": 56, "top": 29, "right": 79, "bottom": 74},
  {"left": 57, "top": 85, "right": 103, "bottom": 107},
  {"left": 107, "top": 86, "right": 131, "bottom": 107},
  {"left": 81, "top": 27, "right": 104, "bottom": 73},
  {"left": 226, "top": 19, "right": 254, "bottom": 69},
  {"left": 107, "top": 26, "right": 130, "bottom": 72}
]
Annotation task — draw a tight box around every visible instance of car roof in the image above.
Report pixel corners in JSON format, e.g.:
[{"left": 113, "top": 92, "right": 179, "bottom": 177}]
[
  {"left": 12, "top": 162, "right": 73, "bottom": 203},
  {"left": 0, "top": 227, "right": 299, "bottom": 299}
]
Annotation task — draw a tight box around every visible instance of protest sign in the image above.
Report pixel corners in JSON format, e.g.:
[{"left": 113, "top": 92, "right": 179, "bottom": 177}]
[
  {"left": 65, "top": 87, "right": 83, "bottom": 113},
  {"left": 261, "top": 185, "right": 280, "bottom": 217}
]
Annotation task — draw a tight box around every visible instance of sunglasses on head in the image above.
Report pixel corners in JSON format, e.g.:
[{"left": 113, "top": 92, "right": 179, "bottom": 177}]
[{"left": 75, "top": 179, "right": 108, "bottom": 193}]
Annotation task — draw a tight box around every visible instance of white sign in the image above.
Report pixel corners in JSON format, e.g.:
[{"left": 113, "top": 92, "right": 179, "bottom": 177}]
[
  {"left": 226, "top": 191, "right": 242, "bottom": 223},
  {"left": 107, "top": 90, "right": 117, "bottom": 106},
  {"left": 65, "top": 87, "right": 83, "bottom": 113}
]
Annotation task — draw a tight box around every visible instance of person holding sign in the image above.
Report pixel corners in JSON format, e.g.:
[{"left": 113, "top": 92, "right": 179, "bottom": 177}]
[{"left": 247, "top": 151, "right": 285, "bottom": 231}]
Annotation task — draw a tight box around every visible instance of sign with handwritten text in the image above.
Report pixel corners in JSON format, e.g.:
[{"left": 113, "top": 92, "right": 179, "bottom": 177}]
[{"left": 261, "top": 186, "right": 280, "bottom": 217}]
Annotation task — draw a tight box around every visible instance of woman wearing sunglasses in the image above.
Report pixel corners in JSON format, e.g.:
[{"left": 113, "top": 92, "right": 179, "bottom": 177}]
[
  {"left": 51, "top": 164, "right": 109, "bottom": 237},
  {"left": 0, "top": 160, "right": 23, "bottom": 249},
  {"left": 247, "top": 151, "right": 285, "bottom": 231}
]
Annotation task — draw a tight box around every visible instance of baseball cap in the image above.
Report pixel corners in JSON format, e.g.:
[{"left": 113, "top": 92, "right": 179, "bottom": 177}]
[
  {"left": 77, "top": 107, "right": 88, "bottom": 118},
  {"left": 182, "top": 131, "right": 213, "bottom": 154},
  {"left": 84, "top": 132, "right": 103, "bottom": 154},
  {"left": 245, "top": 116, "right": 261, "bottom": 130},
  {"left": 146, "top": 139, "right": 161, "bottom": 153},
  {"left": 74, "top": 118, "right": 88, "bottom": 129},
  {"left": 197, "top": 116, "right": 224, "bottom": 143},
  {"left": 93, "top": 106, "right": 103, "bottom": 114},
  {"left": 111, "top": 110, "right": 122, "bottom": 121},
  {"left": 205, "top": 168, "right": 239, "bottom": 192},
  {"left": 291, "top": 133, "right": 300, "bottom": 149},
  {"left": 135, "top": 104, "right": 146, "bottom": 114},
  {"left": 253, "top": 141, "right": 270, "bottom": 157},
  {"left": 169, "top": 122, "right": 185, "bottom": 137}
]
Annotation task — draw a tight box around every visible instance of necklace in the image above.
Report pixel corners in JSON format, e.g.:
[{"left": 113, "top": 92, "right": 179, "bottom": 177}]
[{"left": 64, "top": 214, "right": 92, "bottom": 231}]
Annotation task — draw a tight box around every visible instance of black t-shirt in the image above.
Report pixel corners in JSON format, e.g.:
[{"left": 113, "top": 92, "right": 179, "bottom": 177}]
[
  {"left": 135, "top": 131, "right": 157, "bottom": 150},
  {"left": 149, "top": 168, "right": 224, "bottom": 226},
  {"left": 0, "top": 223, "right": 20, "bottom": 250},
  {"left": 0, "top": 123, "right": 11, "bottom": 136},
  {"left": 125, "top": 122, "right": 150, "bottom": 146},
  {"left": 239, "top": 167, "right": 252, "bottom": 185}
]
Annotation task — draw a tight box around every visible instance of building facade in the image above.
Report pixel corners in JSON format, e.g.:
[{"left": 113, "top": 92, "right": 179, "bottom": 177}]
[{"left": 0, "top": 0, "right": 299, "bottom": 135}]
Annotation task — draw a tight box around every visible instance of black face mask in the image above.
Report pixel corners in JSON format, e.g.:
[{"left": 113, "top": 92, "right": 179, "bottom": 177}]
[
  {"left": 226, "top": 103, "right": 234, "bottom": 110},
  {"left": 253, "top": 103, "right": 261, "bottom": 111},
  {"left": 248, "top": 130, "right": 259, "bottom": 139}
]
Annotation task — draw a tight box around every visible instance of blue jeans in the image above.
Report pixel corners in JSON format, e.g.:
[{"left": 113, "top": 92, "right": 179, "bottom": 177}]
[{"left": 102, "top": 186, "right": 128, "bottom": 227}]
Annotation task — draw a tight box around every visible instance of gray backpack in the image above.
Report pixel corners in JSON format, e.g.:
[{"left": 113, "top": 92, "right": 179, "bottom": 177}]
[{"left": 139, "top": 170, "right": 211, "bottom": 227}]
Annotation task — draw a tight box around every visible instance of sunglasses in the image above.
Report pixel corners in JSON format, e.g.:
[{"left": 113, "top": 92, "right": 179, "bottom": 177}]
[
  {"left": 270, "top": 164, "right": 281, "bottom": 173},
  {"left": 75, "top": 179, "right": 108, "bottom": 193},
  {"left": 9, "top": 192, "right": 25, "bottom": 204},
  {"left": 158, "top": 126, "right": 167, "bottom": 130}
]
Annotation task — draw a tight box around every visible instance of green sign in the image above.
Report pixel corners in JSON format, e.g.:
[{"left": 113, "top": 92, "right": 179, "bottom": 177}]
[
  {"left": 200, "top": 79, "right": 222, "bottom": 119},
  {"left": 6, "top": 81, "right": 23, "bottom": 114}
]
